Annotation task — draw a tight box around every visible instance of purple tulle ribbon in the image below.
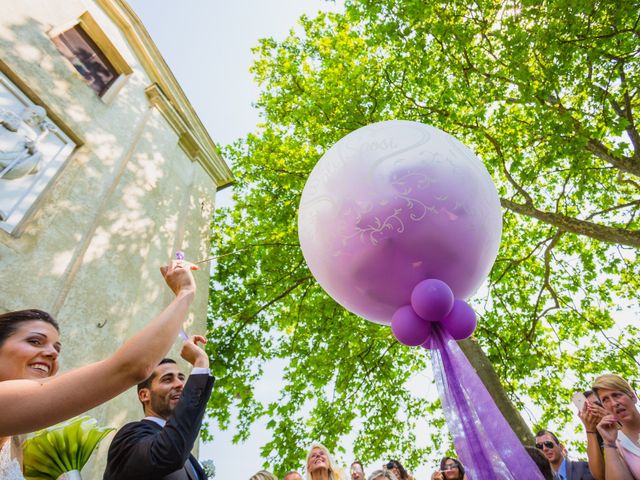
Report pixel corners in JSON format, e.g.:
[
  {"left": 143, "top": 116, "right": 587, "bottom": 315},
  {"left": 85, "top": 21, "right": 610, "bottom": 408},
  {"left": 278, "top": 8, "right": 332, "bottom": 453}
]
[{"left": 429, "top": 325, "right": 545, "bottom": 479}]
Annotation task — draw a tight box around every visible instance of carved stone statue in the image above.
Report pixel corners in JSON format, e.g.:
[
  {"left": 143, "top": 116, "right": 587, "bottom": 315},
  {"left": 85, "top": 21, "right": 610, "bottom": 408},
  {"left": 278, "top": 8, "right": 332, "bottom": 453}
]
[{"left": 0, "top": 105, "right": 55, "bottom": 180}]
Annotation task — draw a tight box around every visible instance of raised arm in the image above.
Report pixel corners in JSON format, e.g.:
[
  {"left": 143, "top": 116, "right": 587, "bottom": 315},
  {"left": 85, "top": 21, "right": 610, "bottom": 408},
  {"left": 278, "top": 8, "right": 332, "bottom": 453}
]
[
  {"left": 0, "top": 261, "right": 197, "bottom": 437},
  {"left": 579, "top": 401, "right": 605, "bottom": 480},
  {"left": 104, "top": 335, "right": 214, "bottom": 479},
  {"left": 597, "top": 414, "right": 635, "bottom": 480}
]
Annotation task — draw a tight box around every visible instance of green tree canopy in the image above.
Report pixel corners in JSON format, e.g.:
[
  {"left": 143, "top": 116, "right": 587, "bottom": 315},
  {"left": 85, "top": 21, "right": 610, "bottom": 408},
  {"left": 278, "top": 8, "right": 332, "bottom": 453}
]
[{"left": 205, "top": 0, "right": 640, "bottom": 475}]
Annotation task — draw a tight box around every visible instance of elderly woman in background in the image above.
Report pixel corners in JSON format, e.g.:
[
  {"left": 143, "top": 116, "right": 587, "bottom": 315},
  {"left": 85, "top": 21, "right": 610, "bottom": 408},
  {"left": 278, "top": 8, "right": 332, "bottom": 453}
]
[
  {"left": 431, "top": 457, "right": 466, "bottom": 480},
  {"left": 368, "top": 469, "right": 398, "bottom": 480},
  {"left": 594, "top": 374, "right": 640, "bottom": 480},
  {"left": 249, "top": 470, "right": 278, "bottom": 480},
  {"left": 306, "top": 443, "right": 343, "bottom": 480}
]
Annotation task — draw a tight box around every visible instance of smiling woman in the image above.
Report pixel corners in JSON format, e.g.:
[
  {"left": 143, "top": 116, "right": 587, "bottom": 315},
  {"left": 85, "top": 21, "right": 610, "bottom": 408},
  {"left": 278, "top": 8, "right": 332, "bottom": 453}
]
[
  {"left": 0, "top": 309, "right": 62, "bottom": 479},
  {"left": 0, "top": 261, "right": 197, "bottom": 480},
  {"left": 431, "top": 457, "right": 466, "bottom": 480},
  {"left": 0, "top": 310, "right": 60, "bottom": 381},
  {"left": 306, "top": 443, "right": 343, "bottom": 480}
]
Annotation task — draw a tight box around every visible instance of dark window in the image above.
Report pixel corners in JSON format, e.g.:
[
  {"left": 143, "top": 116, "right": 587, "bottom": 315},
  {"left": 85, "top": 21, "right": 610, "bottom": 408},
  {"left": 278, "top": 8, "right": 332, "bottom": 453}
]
[{"left": 53, "top": 25, "right": 118, "bottom": 96}]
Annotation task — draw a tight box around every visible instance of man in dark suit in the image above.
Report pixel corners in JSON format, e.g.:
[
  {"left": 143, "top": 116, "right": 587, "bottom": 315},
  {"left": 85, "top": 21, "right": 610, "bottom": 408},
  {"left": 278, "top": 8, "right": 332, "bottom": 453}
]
[
  {"left": 103, "top": 335, "right": 214, "bottom": 480},
  {"left": 535, "top": 429, "right": 595, "bottom": 480}
]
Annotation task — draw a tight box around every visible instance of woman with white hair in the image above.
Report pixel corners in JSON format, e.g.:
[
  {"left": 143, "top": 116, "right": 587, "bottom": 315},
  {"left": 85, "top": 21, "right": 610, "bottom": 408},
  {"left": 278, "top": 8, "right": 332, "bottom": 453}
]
[
  {"left": 249, "top": 470, "right": 278, "bottom": 480},
  {"left": 306, "top": 443, "right": 344, "bottom": 480},
  {"left": 367, "top": 469, "right": 398, "bottom": 480}
]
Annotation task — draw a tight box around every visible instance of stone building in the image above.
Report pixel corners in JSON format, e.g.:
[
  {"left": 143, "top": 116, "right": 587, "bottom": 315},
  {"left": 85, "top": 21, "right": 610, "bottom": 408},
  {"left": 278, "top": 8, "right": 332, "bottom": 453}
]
[{"left": 0, "top": 0, "right": 232, "bottom": 475}]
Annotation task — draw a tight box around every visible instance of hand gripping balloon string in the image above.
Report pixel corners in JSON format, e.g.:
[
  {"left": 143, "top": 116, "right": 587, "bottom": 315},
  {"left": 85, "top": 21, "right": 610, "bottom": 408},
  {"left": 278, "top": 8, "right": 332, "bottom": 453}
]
[{"left": 175, "top": 251, "right": 189, "bottom": 341}]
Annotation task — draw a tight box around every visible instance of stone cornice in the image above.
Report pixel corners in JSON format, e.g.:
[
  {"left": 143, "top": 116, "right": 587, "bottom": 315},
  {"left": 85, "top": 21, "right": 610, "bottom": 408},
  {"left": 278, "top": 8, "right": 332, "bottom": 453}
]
[{"left": 97, "top": 0, "right": 233, "bottom": 189}]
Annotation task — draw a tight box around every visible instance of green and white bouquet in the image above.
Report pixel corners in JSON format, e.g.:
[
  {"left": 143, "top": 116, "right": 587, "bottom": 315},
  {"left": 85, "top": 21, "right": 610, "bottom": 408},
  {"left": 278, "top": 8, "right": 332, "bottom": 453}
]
[{"left": 21, "top": 415, "right": 114, "bottom": 480}]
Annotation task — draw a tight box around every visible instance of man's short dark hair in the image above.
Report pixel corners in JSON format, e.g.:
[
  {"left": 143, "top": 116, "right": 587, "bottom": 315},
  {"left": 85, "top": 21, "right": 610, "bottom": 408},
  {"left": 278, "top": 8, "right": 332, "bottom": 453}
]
[
  {"left": 137, "top": 358, "right": 177, "bottom": 392},
  {"left": 535, "top": 429, "right": 560, "bottom": 444},
  {"left": 525, "top": 446, "right": 554, "bottom": 480}
]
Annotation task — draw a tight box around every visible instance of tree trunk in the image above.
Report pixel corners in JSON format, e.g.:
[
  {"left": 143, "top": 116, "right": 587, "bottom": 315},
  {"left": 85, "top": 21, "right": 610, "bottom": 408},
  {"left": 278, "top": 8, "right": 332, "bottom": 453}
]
[{"left": 458, "top": 337, "right": 535, "bottom": 446}]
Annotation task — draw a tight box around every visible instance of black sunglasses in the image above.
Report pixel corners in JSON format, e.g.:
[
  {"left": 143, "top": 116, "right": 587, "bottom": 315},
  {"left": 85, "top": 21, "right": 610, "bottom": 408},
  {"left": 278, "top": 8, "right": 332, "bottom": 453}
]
[
  {"left": 386, "top": 462, "right": 398, "bottom": 469},
  {"left": 535, "top": 441, "right": 555, "bottom": 450}
]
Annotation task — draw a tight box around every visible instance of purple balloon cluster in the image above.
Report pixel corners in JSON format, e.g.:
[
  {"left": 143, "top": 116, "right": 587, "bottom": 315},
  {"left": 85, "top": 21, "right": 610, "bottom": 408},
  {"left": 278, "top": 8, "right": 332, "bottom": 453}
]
[{"left": 391, "top": 279, "right": 477, "bottom": 347}]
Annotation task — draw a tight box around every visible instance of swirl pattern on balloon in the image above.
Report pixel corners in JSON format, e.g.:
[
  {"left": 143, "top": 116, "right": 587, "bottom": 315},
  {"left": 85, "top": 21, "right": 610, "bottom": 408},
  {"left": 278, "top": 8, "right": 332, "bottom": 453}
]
[{"left": 298, "top": 120, "right": 502, "bottom": 324}]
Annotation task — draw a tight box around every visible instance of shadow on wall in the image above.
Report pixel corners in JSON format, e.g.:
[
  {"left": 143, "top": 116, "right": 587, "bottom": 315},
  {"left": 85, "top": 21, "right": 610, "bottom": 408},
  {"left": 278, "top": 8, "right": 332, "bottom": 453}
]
[{"left": 0, "top": 16, "right": 197, "bottom": 364}]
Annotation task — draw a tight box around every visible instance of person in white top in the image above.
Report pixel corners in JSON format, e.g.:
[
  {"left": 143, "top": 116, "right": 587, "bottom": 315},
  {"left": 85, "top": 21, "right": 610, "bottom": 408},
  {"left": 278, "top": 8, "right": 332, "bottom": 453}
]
[{"left": 594, "top": 374, "right": 640, "bottom": 480}]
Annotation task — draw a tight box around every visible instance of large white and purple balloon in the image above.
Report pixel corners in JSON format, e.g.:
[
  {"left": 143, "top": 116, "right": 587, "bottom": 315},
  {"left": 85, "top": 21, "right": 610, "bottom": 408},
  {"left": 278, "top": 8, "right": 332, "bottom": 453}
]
[{"left": 298, "top": 120, "right": 501, "bottom": 342}]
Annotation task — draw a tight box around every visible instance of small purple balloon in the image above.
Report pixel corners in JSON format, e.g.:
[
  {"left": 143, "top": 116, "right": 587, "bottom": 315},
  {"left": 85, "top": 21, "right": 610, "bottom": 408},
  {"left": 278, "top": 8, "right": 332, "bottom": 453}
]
[
  {"left": 391, "top": 305, "right": 432, "bottom": 346},
  {"left": 420, "top": 334, "right": 434, "bottom": 350},
  {"left": 411, "top": 279, "right": 454, "bottom": 321},
  {"left": 440, "top": 300, "right": 477, "bottom": 340}
]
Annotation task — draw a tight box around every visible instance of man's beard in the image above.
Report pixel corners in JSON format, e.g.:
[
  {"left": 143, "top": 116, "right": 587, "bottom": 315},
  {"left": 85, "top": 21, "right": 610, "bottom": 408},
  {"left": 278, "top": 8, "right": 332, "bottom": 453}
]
[{"left": 150, "top": 394, "right": 176, "bottom": 419}]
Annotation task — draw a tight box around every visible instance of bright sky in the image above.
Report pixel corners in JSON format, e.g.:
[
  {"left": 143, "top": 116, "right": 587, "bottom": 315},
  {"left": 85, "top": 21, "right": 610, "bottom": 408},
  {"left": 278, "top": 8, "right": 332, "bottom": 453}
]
[
  {"left": 128, "top": 0, "right": 345, "bottom": 147},
  {"left": 124, "top": 2, "right": 369, "bottom": 479}
]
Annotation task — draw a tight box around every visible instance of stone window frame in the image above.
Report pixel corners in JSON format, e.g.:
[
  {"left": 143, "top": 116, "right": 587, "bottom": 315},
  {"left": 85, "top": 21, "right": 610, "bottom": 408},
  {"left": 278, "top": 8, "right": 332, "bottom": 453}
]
[
  {"left": 49, "top": 11, "right": 132, "bottom": 104},
  {"left": 0, "top": 72, "right": 76, "bottom": 235}
]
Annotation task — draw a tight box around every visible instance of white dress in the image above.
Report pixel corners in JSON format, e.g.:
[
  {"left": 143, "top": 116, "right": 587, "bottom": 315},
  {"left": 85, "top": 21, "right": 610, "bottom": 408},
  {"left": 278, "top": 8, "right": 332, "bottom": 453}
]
[{"left": 0, "top": 439, "right": 24, "bottom": 480}]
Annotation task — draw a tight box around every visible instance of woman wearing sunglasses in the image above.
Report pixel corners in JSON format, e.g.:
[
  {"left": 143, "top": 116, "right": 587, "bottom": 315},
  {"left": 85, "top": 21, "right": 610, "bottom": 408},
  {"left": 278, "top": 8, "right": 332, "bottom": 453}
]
[
  {"left": 384, "top": 460, "right": 409, "bottom": 480},
  {"left": 594, "top": 374, "right": 640, "bottom": 480},
  {"left": 430, "top": 457, "right": 466, "bottom": 480}
]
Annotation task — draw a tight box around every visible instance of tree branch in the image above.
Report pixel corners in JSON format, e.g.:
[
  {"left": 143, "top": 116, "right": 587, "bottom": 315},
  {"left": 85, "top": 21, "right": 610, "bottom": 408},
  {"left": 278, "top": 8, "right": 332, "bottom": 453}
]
[
  {"left": 228, "top": 276, "right": 312, "bottom": 346},
  {"left": 501, "top": 198, "right": 640, "bottom": 248},
  {"left": 484, "top": 132, "right": 534, "bottom": 205},
  {"left": 538, "top": 95, "right": 640, "bottom": 178},
  {"left": 618, "top": 63, "right": 640, "bottom": 157},
  {"left": 526, "top": 231, "right": 563, "bottom": 342}
]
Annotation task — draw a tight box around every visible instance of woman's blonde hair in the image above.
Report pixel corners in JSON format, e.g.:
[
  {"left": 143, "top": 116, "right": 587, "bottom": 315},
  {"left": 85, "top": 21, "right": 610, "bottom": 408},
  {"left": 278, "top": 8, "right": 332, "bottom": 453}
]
[
  {"left": 367, "top": 470, "right": 398, "bottom": 480},
  {"left": 306, "top": 442, "right": 343, "bottom": 480},
  {"left": 592, "top": 374, "right": 635, "bottom": 398},
  {"left": 250, "top": 471, "right": 278, "bottom": 480}
]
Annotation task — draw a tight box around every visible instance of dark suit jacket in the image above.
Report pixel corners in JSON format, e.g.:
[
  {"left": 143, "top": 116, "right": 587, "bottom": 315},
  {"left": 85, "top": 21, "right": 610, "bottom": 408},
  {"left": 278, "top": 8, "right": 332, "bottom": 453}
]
[
  {"left": 103, "top": 373, "right": 215, "bottom": 480},
  {"left": 565, "top": 459, "right": 595, "bottom": 480}
]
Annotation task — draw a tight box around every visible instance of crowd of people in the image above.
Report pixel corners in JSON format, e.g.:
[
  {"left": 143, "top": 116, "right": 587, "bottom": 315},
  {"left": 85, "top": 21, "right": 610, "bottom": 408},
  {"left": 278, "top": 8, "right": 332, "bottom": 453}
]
[
  {"left": 249, "top": 449, "right": 499, "bottom": 479},
  {"left": 1, "top": 261, "right": 640, "bottom": 479},
  {"left": 248, "top": 452, "right": 467, "bottom": 480},
  {"left": 249, "top": 375, "right": 640, "bottom": 480}
]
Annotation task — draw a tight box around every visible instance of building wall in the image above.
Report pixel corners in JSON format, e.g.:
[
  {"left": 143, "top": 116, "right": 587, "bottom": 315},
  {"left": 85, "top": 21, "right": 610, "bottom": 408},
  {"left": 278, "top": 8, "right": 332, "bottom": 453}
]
[{"left": 0, "top": 0, "right": 230, "bottom": 476}]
